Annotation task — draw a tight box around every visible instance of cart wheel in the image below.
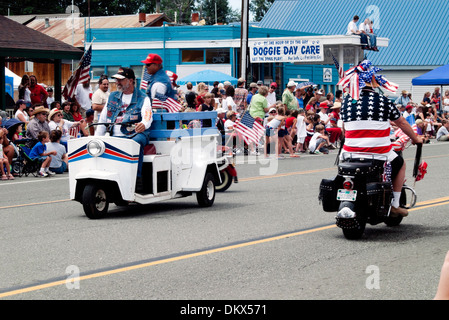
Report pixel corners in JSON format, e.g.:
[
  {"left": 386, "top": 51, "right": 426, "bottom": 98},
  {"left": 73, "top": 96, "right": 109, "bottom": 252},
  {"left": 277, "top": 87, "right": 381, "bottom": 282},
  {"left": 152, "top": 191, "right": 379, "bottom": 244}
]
[
  {"left": 197, "top": 173, "right": 215, "bottom": 207},
  {"left": 82, "top": 183, "right": 109, "bottom": 219},
  {"left": 216, "top": 170, "right": 233, "bottom": 192}
]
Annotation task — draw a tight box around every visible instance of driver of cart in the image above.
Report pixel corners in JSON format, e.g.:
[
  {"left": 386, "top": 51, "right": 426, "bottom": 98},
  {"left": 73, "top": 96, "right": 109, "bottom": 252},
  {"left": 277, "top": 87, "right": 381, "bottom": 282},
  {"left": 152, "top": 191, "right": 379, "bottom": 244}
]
[{"left": 95, "top": 67, "right": 153, "bottom": 177}]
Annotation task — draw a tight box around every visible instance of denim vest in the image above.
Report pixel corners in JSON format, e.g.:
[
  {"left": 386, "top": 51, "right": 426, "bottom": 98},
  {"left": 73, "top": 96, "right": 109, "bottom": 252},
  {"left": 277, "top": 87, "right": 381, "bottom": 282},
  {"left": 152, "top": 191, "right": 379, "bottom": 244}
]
[
  {"left": 106, "top": 89, "right": 147, "bottom": 136},
  {"left": 147, "top": 68, "right": 176, "bottom": 102}
]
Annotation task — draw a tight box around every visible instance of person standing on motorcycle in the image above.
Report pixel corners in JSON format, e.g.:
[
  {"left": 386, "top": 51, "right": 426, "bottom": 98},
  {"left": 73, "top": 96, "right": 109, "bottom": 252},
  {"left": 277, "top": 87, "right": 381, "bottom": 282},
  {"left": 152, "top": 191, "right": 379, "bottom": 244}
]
[
  {"left": 141, "top": 53, "right": 177, "bottom": 104},
  {"left": 95, "top": 67, "right": 153, "bottom": 178},
  {"left": 338, "top": 60, "right": 423, "bottom": 217}
]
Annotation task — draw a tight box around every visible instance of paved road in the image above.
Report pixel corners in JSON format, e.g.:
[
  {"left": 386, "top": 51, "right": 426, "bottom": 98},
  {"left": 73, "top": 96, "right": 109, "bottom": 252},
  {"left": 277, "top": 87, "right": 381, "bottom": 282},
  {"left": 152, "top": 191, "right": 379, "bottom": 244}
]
[{"left": 0, "top": 142, "right": 448, "bottom": 305}]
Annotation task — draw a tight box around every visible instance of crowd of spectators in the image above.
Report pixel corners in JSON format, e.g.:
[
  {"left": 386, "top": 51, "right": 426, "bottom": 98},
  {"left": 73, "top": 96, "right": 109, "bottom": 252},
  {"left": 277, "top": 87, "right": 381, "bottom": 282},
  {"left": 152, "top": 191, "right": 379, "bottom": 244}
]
[{"left": 3, "top": 70, "right": 449, "bottom": 180}]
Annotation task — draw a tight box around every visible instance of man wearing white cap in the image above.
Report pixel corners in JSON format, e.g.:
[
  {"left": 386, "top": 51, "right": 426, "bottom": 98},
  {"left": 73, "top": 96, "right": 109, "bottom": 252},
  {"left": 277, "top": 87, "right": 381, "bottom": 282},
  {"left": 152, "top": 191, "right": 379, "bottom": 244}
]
[{"left": 282, "top": 81, "right": 298, "bottom": 111}]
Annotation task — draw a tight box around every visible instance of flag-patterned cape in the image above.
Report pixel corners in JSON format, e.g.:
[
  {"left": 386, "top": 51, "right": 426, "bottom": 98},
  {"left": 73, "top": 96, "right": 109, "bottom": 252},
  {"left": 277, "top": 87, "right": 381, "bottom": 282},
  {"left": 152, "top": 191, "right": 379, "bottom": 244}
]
[
  {"left": 63, "top": 45, "right": 92, "bottom": 100},
  {"left": 234, "top": 111, "right": 264, "bottom": 145}
]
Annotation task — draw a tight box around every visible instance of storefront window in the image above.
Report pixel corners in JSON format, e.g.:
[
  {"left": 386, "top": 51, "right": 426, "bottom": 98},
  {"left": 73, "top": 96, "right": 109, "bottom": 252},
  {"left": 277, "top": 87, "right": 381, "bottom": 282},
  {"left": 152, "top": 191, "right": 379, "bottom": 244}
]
[
  {"left": 205, "top": 49, "right": 230, "bottom": 64},
  {"left": 182, "top": 50, "right": 204, "bottom": 63},
  {"left": 91, "top": 66, "right": 106, "bottom": 78}
]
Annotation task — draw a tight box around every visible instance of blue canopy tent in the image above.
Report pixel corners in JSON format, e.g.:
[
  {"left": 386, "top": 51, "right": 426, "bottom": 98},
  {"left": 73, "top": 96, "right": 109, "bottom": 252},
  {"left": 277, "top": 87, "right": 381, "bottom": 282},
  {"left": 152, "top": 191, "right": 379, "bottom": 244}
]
[
  {"left": 412, "top": 64, "right": 449, "bottom": 110},
  {"left": 177, "top": 70, "right": 238, "bottom": 86},
  {"left": 412, "top": 64, "right": 449, "bottom": 86}
]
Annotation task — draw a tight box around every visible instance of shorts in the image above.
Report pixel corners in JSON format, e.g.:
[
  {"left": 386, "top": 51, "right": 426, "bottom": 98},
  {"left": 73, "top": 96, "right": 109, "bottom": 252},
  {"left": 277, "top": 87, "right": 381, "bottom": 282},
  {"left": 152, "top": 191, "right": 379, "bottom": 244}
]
[
  {"left": 266, "top": 127, "right": 275, "bottom": 137},
  {"left": 50, "top": 162, "right": 68, "bottom": 174},
  {"left": 278, "top": 128, "right": 288, "bottom": 138}
]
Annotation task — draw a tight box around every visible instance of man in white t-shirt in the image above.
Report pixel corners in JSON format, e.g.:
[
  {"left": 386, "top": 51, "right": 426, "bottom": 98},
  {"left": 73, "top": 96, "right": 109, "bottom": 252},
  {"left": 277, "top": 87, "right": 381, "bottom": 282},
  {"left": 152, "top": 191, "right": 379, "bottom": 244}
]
[
  {"left": 346, "top": 15, "right": 361, "bottom": 35},
  {"left": 74, "top": 80, "right": 93, "bottom": 117},
  {"left": 91, "top": 76, "right": 110, "bottom": 123}
]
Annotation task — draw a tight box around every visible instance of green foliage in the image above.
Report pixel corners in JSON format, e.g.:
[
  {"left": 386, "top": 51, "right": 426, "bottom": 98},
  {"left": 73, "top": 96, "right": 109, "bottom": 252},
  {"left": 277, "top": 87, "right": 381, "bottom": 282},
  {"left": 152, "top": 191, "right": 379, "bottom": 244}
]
[
  {"left": 197, "top": 0, "right": 231, "bottom": 24},
  {"left": 250, "top": 0, "right": 274, "bottom": 22}
]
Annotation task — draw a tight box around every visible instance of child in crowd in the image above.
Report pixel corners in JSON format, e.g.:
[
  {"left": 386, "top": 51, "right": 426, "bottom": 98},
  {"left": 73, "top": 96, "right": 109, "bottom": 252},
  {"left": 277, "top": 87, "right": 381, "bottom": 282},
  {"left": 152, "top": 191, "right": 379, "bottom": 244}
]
[
  {"left": 308, "top": 124, "right": 330, "bottom": 154},
  {"left": 46, "top": 130, "right": 68, "bottom": 174},
  {"left": 295, "top": 109, "right": 307, "bottom": 152},
  {"left": 0, "top": 130, "right": 14, "bottom": 180},
  {"left": 29, "top": 131, "right": 57, "bottom": 177}
]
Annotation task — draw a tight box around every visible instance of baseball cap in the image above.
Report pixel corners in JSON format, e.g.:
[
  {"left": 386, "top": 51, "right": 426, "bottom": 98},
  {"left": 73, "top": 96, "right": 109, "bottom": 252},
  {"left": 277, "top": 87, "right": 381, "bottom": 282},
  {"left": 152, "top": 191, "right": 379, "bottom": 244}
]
[
  {"left": 287, "top": 81, "right": 297, "bottom": 87},
  {"left": 238, "top": 77, "right": 246, "bottom": 83},
  {"left": 270, "top": 82, "right": 277, "bottom": 88},
  {"left": 257, "top": 80, "right": 263, "bottom": 85},
  {"left": 319, "top": 102, "right": 329, "bottom": 108},
  {"left": 316, "top": 89, "right": 325, "bottom": 95},
  {"left": 249, "top": 82, "right": 258, "bottom": 88},
  {"left": 112, "top": 67, "right": 136, "bottom": 80},
  {"left": 141, "top": 53, "right": 163, "bottom": 64}
]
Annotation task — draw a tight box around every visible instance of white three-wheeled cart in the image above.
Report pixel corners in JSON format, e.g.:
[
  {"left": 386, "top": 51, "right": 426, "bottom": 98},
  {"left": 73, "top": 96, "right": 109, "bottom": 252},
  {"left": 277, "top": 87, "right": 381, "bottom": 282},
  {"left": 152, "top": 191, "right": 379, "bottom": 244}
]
[{"left": 68, "top": 111, "right": 222, "bottom": 219}]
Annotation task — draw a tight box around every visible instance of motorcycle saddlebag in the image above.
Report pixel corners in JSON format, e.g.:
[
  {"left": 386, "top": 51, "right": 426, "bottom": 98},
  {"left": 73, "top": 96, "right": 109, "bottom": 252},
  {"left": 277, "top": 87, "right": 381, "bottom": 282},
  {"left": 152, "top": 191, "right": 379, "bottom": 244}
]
[
  {"left": 319, "top": 177, "right": 341, "bottom": 212},
  {"left": 366, "top": 182, "right": 393, "bottom": 216}
]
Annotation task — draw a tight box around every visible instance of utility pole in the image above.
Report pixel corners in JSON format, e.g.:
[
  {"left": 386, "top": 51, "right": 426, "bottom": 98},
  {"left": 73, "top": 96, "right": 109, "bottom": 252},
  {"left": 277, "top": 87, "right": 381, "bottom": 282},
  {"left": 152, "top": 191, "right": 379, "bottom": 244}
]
[{"left": 240, "top": 0, "right": 249, "bottom": 81}]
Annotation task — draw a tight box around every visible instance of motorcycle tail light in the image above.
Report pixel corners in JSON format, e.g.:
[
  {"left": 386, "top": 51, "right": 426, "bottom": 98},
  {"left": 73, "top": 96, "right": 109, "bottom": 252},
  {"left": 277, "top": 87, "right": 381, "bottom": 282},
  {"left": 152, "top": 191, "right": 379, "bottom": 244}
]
[{"left": 343, "top": 180, "right": 353, "bottom": 190}]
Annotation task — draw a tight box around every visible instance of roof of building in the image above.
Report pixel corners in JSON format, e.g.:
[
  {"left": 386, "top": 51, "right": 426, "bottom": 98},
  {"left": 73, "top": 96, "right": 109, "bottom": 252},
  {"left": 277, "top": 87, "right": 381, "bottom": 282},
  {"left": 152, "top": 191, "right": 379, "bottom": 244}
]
[
  {"left": 0, "top": 14, "right": 83, "bottom": 60},
  {"left": 258, "top": 0, "right": 449, "bottom": 68},
  {"left": 24, "top": 13, "right": 171, "bottom": 48}
]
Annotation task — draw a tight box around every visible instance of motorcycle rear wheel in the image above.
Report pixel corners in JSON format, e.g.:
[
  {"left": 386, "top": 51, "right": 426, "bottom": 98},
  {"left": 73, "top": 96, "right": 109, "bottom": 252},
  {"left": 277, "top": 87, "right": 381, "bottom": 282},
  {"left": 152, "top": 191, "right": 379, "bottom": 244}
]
[{"left": 342, "top": 219, "right": 366, "bottom": 240}]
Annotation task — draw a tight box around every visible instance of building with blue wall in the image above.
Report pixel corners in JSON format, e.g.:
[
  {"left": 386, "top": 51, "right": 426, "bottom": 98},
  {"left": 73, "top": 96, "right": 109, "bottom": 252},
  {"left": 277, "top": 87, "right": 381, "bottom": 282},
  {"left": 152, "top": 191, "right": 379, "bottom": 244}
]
[{"left": 87, "top": 23, "right": 354, "bottom": 94}]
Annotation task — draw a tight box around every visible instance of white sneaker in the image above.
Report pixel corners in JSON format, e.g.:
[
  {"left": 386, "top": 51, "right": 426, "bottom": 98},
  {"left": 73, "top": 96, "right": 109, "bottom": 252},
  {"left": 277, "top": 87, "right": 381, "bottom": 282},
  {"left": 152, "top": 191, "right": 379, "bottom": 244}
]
[
  {"left": 39, "top": 171, "right": 48, "bottom": 178},
  {"left": 47, "top": 170, "right": 56, "bottom": 176}
]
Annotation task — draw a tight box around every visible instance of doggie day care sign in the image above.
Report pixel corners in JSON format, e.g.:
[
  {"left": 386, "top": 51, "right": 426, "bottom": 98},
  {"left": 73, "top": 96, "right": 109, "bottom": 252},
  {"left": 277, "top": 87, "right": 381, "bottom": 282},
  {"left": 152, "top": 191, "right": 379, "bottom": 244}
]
[{"left": 249, "top": 39, "right": 324, "bottom": 63}]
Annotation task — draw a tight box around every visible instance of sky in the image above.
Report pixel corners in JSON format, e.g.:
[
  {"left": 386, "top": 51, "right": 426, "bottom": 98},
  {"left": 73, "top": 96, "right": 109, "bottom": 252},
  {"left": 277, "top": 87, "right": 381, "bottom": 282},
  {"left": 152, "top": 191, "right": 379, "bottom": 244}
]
[{"left": 229, "top": 0, "right": 242, "bottom": 12}]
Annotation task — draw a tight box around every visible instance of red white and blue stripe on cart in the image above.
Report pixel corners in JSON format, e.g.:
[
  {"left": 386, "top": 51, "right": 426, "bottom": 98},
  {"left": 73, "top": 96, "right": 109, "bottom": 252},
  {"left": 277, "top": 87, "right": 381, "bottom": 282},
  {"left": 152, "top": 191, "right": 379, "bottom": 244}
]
[{"left": 68, "top": 142, "right": 139, "bottom": 164}]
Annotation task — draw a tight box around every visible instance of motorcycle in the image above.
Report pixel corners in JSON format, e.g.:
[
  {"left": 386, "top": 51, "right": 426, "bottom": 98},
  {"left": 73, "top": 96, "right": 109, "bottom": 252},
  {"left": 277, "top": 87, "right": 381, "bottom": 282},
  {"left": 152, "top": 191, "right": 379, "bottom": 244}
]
[{"left": 319, "top": 147, "right": 421, "bottom": 240}]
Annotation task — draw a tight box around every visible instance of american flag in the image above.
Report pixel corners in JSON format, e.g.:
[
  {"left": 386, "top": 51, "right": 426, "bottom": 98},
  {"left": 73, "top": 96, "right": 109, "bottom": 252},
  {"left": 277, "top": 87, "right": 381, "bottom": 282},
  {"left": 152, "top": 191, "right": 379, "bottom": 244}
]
[
  {"left": 234, "top": 111, "right": 264, "bottom": 145},
  {"left": 63, "top": 44, "right": 92, "bottom": 100},
  {"left": 331, "top": 51, "right": 344, "bottom": 79},
  {"left": 140, "top": 66, "right": 151, "bottom": 91},
  {"left": 152, "top": 97, "right": 183, "bottom": 113}
]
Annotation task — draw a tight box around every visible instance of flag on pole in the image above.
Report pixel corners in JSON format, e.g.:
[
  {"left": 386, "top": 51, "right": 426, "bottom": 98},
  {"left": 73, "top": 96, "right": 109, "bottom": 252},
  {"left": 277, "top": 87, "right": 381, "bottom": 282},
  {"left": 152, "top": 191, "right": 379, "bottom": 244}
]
[
  {"left": 152, "top": 97, "right": 183, "bottom": 113},
  {"left": 234, "top": 111, "right": 264, "bottom": 145},
  {"left": 140, "top": 66, "right": 151, "bottom": 91},
  {"left": 330, "top": 50, "right": 344, "bottom": 79},
  {"left": 63, "top": 44, "right": 92, "bottom": 100}
]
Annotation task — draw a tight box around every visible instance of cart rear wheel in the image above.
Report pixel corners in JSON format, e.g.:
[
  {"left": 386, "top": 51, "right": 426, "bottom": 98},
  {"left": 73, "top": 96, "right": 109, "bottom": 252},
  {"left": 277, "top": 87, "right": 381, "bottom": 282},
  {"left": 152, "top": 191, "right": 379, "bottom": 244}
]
[
  {"left": 197, "top": 173, "right": 215, "bottom": 207},
  {"left": 216, "top": 170, "right": 233, "bottom": 192},
  {"left": 82, "top": 183, "right": 109, "bottom": 219}
]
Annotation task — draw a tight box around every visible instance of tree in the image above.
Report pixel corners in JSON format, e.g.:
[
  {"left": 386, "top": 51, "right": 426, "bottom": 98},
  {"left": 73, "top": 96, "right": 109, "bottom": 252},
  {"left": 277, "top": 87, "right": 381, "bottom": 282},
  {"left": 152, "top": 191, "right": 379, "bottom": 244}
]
[
  {"left": 161, "top": 0, "right": 195, "bottom": 24},
  {"left": 198, "top": 0, "right": 231, "bottom": 25},
  {"left": 250, "top": 0, "right": 274, "bottom": 22}
]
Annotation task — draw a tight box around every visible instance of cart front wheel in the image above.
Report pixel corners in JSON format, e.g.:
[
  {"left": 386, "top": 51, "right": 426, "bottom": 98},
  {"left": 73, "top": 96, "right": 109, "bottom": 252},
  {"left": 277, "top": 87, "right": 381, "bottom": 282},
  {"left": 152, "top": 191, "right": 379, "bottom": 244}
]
[
  {"left": 82, "top": 183, "right": 109, "bottom": 219},
  {"left": 197, "top": 173, "right": 215, "bottom": 207}
]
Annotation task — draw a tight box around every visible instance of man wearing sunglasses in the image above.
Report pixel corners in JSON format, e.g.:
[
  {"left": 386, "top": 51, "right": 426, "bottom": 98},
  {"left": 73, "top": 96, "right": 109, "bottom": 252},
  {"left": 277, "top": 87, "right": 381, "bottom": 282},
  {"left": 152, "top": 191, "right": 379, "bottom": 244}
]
[{"left": 141, "top": 53, "right": 176, "bottom": 103}]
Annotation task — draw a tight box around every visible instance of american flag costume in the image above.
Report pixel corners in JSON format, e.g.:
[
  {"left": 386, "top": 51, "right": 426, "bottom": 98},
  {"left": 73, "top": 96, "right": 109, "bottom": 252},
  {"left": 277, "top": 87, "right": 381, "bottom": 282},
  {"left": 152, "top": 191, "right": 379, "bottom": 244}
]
[{"left": 337, "top": 60, "right": 398, "bottom": 101}]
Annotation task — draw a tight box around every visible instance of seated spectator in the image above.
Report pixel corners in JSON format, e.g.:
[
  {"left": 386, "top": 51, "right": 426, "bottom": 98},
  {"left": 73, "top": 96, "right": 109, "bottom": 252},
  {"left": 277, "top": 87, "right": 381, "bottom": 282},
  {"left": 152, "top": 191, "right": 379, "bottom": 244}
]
[
  {"left": 62, "top": 101, "right": 74, "bottom": 121},
  {"left": 0, "top": 130, "right": 14, "bottom": 180},
  {"left": 436, "top": 120, "right": 449, "bottom": 141},
  {"left": 14, "top": 99, "right": 29, "bottom": 126},
  {"left": 46, "top": 130, "right": 68, "bottom": 174},
  {"left": 47, "top": 108, "right": 82, "bottom": 150},
  {"left": 80, "top": 109, "right": 95, "bottom": 136},
  {"left": 1, "top": 127, "right": 14, "bottom": 171},
  {"left": 70, "top": 101, "right": 83, "bottom": 121},
  {"left": 26, "top": 105, "right": 50, "bottom": 141},
  {"left": 29, "top": 131, "right": 57, "bottom": 177},
  {"left": 308, "top": 124, "right": 331, "bottom": 154},
  {"left": 415, "top": 119, "right": 430, "bottom": 144}
]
